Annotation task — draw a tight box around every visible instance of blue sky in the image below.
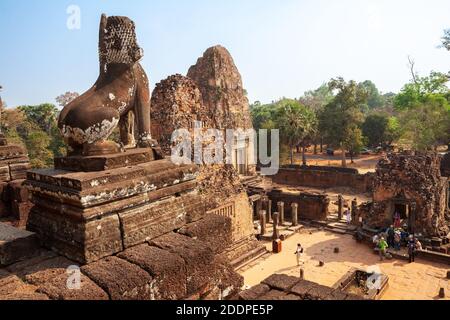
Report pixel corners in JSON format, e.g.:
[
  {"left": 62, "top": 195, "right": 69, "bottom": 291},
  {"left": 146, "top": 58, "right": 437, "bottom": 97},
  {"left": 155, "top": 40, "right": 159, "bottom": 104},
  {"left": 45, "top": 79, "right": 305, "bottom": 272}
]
[{"left": 1, "top": 0, "right": 450, "bottom": 107}]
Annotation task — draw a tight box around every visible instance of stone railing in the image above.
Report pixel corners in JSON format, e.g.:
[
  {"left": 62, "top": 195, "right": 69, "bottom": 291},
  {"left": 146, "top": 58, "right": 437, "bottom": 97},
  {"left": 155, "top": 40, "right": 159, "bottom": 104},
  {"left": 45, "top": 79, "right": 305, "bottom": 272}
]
[{"left": 208, "top": 202, "right": 236, "bottom": 219}]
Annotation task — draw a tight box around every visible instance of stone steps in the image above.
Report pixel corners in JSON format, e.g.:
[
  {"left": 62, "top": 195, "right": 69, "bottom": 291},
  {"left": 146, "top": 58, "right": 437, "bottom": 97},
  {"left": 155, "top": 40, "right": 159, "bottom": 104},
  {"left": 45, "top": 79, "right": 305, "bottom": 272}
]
[{"left": 231, "top": 245, "right": 268, "bottom": 271}]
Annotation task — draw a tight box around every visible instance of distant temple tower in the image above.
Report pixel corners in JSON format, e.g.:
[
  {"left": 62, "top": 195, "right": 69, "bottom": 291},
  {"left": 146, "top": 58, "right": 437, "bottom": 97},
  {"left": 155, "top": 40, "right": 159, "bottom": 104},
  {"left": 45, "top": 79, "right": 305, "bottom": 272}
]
[{"left": 187, "top": 45, "right": 256, "bottom": 176}]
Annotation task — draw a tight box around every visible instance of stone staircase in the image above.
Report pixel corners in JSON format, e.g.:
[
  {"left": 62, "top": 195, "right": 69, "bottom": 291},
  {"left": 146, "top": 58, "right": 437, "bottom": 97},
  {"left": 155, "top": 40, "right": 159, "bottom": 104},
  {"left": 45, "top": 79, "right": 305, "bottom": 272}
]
[{"left": 224, "top": 236, "right": 268, "bottom": 271}]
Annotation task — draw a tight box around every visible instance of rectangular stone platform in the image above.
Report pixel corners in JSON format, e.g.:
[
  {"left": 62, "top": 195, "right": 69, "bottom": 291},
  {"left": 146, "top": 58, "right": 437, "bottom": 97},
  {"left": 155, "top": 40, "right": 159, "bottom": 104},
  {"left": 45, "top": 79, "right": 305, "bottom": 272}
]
[
  {"left": 26, "top": 157, "right": 208, "bottom": 264},
  {"left": 0, "top": 223, "right": 40, "bottom": 266},
  {"left": 54, "top": 148, "right": 156, "bottom": 172}
]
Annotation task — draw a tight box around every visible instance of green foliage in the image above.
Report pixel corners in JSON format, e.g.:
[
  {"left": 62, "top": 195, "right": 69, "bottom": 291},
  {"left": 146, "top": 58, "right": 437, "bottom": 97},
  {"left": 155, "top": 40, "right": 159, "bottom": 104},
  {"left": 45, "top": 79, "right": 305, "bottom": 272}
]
[
  {"left": 358, "top": 80, "right": 384, "bottom": 110},
  {"left": 251, "top": 98, "right": 317, "bottom": 164},
  {"left": 398, "top": 98, "right": 450, "bottom": 151},
  {"left": 320, "top": 78, "right": 367, "bottom": 149},
  {"left": 3, "top": 104, "right": 66, "bottom": 168},
  {"left": 299, "top": 84, "right": 334, "bottom": 112},
  {"left": 275, "top": 100, "right": 317, "bottom": 164},
  {"left": 394, "top": 71, "right": 449, "bottom": 110},
  {"left": 394, "top": 71, "right": 450, "bottom": 150},
  {"left": 344, "top": 125, "right": 365, "bottom": 161},
  {"left": 362, "top": 112, "right": 399, "bottom": 147}
]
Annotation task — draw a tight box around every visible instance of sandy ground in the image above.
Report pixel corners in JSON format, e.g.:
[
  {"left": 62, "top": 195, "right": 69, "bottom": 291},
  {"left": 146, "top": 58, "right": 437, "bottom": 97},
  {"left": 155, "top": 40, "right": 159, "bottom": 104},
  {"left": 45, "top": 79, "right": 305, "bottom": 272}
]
[
  {"left": 291, "top": 151, "right": 383, "bottom": 174},
  {"left": 240, "top": 229, "right": 450, "bottom": 300}
]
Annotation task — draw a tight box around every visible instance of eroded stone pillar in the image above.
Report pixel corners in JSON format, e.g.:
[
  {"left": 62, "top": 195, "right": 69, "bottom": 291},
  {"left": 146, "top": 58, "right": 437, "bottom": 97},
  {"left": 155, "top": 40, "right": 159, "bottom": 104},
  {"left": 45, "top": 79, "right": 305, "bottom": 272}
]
[
  {"left": 266, "top": 199, "right": 272, "bottom": 223},
  {"left": 291, "top": 203, "right": 299, "bottom": 226},
  {"left": 260, "top": 210, "right": 267, "bottom": 236},
  {"left": 278, "top": 201, "right": 285, "bottom": 225},
  {"left": 351, "top": 198, "right": 358, "bottom": 223},
  {"left": 256, "top": 199, "right": 263, "bottom": 220},
  {"left": 338, "top": 195, "right": 343, "bottom": 221},
  {"left": 272, "top": 212, "right": 280, "bottom": 240}
]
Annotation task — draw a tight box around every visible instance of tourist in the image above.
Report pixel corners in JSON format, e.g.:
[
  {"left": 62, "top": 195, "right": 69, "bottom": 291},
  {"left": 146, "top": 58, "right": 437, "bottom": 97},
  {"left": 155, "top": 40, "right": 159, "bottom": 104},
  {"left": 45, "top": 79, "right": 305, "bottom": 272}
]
[
  {"left": 408, "top": 235, "right": 416, "bottom": 263},
  {"left": 372, "top": 234, "right": 380, "bottom": 248},
  {"left": 394, "top": 212, "right": 401, "bottom": 229},
  {"left": 387, "top": 225, "right": 395, "bottom": 248},
  {"left": 394, "top": 231, "right": 401, "bottom": 251},
  {"left": 345, "top": 209, "right": 352, "bottom": 225},
  {"left": 415, "top": 239, "right": 423, "bottom": 251},
  {"left": 378, "top": 237, "right": 388, "bottom": 261},
  {"left": 295, "top": 243, "right": 304, "bottom": 266}
]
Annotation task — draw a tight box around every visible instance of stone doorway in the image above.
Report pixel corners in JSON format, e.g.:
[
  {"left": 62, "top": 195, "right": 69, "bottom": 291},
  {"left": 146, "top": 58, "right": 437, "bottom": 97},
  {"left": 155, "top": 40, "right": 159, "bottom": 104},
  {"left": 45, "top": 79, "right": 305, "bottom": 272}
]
[
  {"left": 394, "top": 203, "right": 408, "bottom": 220},
  {"left": 391, "top": 197, "right": 416, "bottom": 233}
]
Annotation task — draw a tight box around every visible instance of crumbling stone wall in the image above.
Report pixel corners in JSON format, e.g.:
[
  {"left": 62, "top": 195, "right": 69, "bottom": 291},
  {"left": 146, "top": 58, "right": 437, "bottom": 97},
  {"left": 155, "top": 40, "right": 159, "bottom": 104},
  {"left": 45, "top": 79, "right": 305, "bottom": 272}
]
[
  {"left": 365, "top": 153, "right": 449, "bottom": 237},
  {"left": 151, "top": 74, "right": 212, "bottom": 155},
  {"left": 272, "top": 166, "right": 374, "bottom": 193},
  {"left": 268, "top": 189, "right": 330, "bottom": 221},
  {"left": 150, "top": 74, "right": 245, "bottom": 209},
  {"left": 0, "top": 143, "right": 31, "bottom": 226}
]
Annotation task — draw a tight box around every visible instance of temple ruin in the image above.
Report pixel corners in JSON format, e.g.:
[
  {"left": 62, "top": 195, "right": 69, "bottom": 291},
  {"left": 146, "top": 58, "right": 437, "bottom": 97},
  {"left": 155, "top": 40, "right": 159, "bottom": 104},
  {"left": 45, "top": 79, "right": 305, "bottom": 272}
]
[
  {"left": 187, "top": 46, "right": 256, "bottom": 176},
  {"left": 0, "top": 15, "right": 247, "bottom": 300},
  {"left": 360, "top": 152, "right": 449, "bottom": 238}
]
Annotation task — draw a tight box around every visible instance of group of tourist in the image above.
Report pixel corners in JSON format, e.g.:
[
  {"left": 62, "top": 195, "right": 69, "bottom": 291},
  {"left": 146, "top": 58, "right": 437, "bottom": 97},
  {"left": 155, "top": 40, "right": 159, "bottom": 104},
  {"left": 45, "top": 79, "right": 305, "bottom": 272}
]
[{"left": 373, "top": 224, "right": 423, "bottom": 263}]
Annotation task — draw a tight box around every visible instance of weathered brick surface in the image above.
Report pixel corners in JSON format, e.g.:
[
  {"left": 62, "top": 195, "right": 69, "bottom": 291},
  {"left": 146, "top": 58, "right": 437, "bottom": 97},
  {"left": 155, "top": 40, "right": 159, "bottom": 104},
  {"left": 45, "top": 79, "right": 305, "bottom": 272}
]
[
  {"left": 37, "top": 272, "right": 109, "bottom": 300},
  {"left": 178, "top": 215, "right": 232, "bottom": 254},
  {"left": 117, "top": 244, "right": 187, "bottom": 300},
  {"left": 81, "top": 256, "right": 153, "bottom": 300},
  {"left": 239, "top": 274, "right": 364, "bottom": 301},
  {"left": 120, "top": 192, "right": 206, "bottom": 248},
  {"left": 28, "top": 210, "right": 123, "bottom": 264},
  {"left": 150, "top": 233, "right": 215, "bottom": 295},
  {"left": 238, "top": 284, "right": 270, "bottom": 300},
  {"left": 262, "top": 274, "right": 301, "bottom": 292},
  {"left": 16, "top": 256, "right": 75, "bottom": 286}
]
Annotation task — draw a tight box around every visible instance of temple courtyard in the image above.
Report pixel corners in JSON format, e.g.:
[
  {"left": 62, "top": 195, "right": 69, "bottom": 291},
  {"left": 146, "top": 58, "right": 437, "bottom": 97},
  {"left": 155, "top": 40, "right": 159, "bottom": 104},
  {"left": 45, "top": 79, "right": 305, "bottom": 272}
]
[{"left": 239, "top": 229, "right": 450, "bottom": 300}]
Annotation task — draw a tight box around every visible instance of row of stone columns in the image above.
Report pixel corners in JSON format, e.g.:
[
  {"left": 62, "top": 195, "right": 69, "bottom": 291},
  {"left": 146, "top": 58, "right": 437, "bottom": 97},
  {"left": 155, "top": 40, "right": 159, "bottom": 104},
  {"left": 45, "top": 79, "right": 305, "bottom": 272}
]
[{"left": 259, "top": 202, "right": 299, "bottom": 238}]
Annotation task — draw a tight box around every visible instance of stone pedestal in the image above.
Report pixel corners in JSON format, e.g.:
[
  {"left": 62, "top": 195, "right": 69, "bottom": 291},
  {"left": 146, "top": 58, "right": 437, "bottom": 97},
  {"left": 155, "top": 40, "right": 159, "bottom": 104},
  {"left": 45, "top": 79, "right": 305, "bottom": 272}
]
[{"left": 26, "top": 149, "right": 205, "bottom": 264}]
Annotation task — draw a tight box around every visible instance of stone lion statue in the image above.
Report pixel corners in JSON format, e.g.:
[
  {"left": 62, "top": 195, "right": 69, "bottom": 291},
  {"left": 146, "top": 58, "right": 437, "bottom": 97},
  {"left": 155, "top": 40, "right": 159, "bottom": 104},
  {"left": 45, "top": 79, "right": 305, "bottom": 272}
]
[{"left": 58, "top": 14, "right": 158, "bottom": 156}]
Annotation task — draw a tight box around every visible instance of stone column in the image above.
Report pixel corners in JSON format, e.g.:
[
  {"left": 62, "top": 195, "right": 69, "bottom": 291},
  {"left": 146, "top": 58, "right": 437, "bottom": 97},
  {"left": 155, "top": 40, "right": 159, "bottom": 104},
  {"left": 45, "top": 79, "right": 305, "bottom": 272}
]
[
  {"left": 338, "top": 195, "right": 343, "bottom": 221},
  {"left": 255, "top": 198, "right": 263, "bottom": 220},
  {"left": 266, "top": 199, "right": 272, "bottom": 223},
  {"left": 291, "top": 203, "right": 299, "bottom": 226},
  {"left": 351, "top": 198, "right": 358, "bottom": 223},
  {"left": 272, "top": 212, "right": 280, "bottom": 240},
  {"left": 259, "top": 210, "right": 267, "bottom": 236},
  {"left": 278, "top": 201, "right": 285, "bottom": 225}
]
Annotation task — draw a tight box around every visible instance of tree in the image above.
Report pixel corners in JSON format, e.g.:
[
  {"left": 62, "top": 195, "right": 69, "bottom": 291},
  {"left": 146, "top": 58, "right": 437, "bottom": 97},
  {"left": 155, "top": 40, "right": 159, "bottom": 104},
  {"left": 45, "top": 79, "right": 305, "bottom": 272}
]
[
  {"left": 275, "top": 100, "right": 317, "bottom": 165},
  {"left": 251, "top": 102, "right": 278, "bottom": 130},
  {"left": 362, "top": 113, "right": 389, "bottom": 147},
  {"left": 358, "top": 80, "right": 383, "bottom": 110},
  {"left": 441, "top": 29, "right": 450, "bottom": 51},
  {"left": 398, "top": 97, "right": 450, "bottom": 151},
  {"left": 18, "top": 104, "right": 59, "bottom": 134},
  {"left": 344, "top": 125, "right": 365, "bottom": 163},
  {"left": 320, "top": 78, "right": 367, "bottom": 167},
  {"left": 299, "top": 84, "right": 334, "bottom": 153},
  {"left": 56, "top": 92, "right": 79, "bottom": 108},
  {"left": 394, "top": 70, "right": 450, "bottom": 150}
]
